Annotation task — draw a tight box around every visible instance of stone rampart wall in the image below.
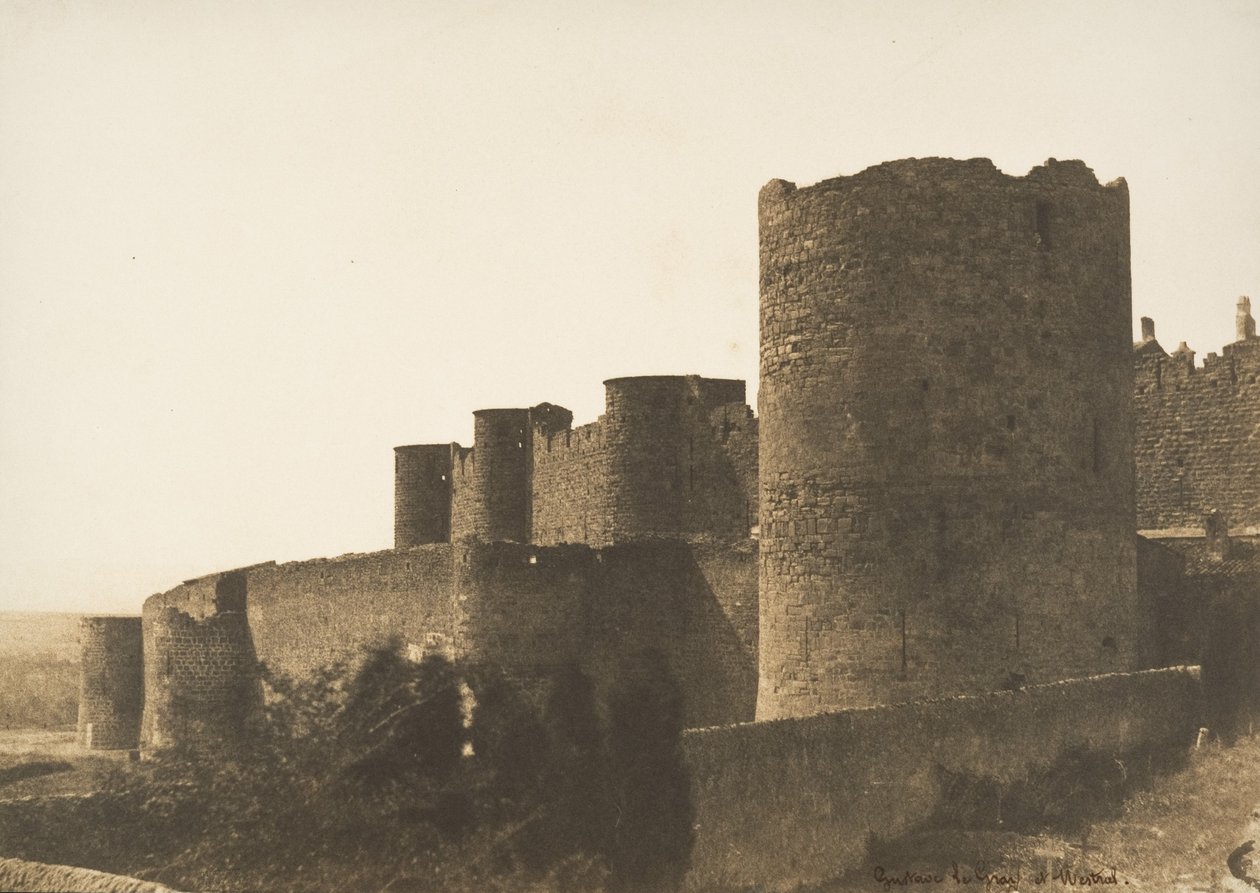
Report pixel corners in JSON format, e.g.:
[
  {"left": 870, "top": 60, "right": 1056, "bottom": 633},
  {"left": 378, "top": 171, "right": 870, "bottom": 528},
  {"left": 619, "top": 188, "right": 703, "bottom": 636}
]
[
  {"left": 531, "top": 419, "right": 611, "bottom": 545},
  {"left": 139, "top": 540, "right": 759, "bottom": 745},
  {"left": 141, "top": 570, "right": 259, "bottom": 749},
  {"left": 454, "top": 540, "right": 759, "bottom": 727},
  {"left": 246, "top": 545, "right": 456, "bottom": 680},
  {"left": 1135, "top": 340, "right": 1260, "bottom": 531}
]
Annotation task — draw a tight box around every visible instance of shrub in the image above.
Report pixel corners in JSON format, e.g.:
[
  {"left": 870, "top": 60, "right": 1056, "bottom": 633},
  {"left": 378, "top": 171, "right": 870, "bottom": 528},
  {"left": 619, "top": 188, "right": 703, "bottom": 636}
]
[
  {"left": 605, "top": 649, "right": 693, "bottom": 893},
  {"left": 6, "top": 644, "right": 692, "bottom": 893}
]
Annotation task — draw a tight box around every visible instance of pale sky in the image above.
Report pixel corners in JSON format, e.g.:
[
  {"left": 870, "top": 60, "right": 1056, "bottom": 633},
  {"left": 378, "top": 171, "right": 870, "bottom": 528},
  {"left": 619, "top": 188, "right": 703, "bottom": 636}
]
[{"left": 2, "top": 0, "right": 1258, "bottom": 614}]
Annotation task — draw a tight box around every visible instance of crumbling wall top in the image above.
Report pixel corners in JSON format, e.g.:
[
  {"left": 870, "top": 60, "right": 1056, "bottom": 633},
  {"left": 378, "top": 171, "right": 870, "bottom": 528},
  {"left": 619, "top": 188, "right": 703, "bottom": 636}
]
[{"left": 761, "top": 157, "right": 1122, "bottom": 203}]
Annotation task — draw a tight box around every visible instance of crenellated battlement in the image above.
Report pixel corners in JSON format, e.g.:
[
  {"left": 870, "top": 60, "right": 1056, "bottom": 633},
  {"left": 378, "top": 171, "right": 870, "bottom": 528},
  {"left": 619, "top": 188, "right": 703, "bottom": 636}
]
[
  {"left": 398, "top": 375, "right": 758, "bottom": 549},
  {"left": 1134, "top": 298, "right": 1260, "bottom": 532}
]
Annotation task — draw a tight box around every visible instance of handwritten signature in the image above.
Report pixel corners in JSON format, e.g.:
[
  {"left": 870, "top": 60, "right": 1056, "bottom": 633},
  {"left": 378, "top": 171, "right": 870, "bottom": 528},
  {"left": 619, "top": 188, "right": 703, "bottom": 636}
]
[{"left": 872, "top": 863, "right": 1121, "bottom": 889}]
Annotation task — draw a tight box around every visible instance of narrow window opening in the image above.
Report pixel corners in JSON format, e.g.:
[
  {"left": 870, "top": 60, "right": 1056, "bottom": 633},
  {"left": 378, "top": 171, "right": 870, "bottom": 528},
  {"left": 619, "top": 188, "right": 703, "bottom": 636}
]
[
  {"left": 1176, "top": 457, "right": 1184, "bottom": 469},
  {"left": 1006, "top": 414, "right": 1016, "bottom": 432},
  {"left": 1036, "top": 201, "right": 1052, "bottom": 248},
  {"left": 899, "top": 610, "right": 908, "bottom": 673},
  {"left": 688, "top": 464, "right": 694, "bottom": 491},
  {"left": 1091, "top": 418, "right": 1102, "bottom": 475},
  {"left": 1014, "top": 616, "right": 1021, "bottom": 650}
]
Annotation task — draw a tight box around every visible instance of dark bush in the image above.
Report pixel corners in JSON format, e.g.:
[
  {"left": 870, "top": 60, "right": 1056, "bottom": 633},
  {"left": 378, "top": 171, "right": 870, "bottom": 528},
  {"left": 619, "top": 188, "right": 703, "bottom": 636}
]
[
  {"left": 605, "top": 649, "right": 693, "bottom": 893},
  {"left": 2, "top": 644, "right": 691, "bottom": 893},
  {"left": 1201, "top": 591, "right": 1260, "bottom": 744},
  {"left": 930, "top": 741, "right": 1188, "bottom": 835}
]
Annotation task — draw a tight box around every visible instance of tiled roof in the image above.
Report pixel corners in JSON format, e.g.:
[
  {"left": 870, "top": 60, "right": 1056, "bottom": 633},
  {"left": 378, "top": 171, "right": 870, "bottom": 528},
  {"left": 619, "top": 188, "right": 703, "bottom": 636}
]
[{"left": 1179, "top": 537, "right": 1260, "bottom": 578}]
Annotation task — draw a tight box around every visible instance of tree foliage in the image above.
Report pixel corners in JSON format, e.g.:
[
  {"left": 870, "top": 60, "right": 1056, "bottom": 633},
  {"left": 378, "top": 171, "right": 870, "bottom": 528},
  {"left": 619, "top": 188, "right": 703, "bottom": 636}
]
[{"left": 56, "top": 643, "right": 696, "bottom": 893}]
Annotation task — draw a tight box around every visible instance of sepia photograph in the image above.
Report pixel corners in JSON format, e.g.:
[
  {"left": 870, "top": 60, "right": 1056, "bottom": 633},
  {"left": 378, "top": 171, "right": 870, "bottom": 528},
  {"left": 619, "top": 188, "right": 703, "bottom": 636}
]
[{"left": 1, "top": 1, "right": 1258, "bottom": 891}]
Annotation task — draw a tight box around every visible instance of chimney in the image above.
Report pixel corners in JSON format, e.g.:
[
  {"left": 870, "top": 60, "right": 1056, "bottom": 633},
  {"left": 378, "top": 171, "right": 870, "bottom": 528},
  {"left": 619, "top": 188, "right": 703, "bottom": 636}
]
[
  {"left": 1204, "top": 510, "right": 1230, "bottom": 562},
  {"left": 1140, "top": 317, "right": 1156, "bottom": 342},
  {"left": 1237, "top": 296, "right": 1256, "bottom": 342}
]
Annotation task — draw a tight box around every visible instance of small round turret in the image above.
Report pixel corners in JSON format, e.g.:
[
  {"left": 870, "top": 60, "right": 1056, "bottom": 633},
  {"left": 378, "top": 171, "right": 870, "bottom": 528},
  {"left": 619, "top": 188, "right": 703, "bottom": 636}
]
[
  {"left": 460, "top": 409, "right": 532, "bottom": 542},
  {"left": 77, "top": 616, "right": 143, "bottom": 750},
  {"left": 394, "top": 444, "right": 453, "bottom": 547}
]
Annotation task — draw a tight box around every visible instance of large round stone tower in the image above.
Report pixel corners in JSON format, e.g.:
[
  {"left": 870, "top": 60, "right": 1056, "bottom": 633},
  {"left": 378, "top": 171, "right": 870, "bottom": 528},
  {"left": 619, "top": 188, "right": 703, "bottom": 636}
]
[{"left": 757, "top": 157, "right": 1143, "bottom": 720}]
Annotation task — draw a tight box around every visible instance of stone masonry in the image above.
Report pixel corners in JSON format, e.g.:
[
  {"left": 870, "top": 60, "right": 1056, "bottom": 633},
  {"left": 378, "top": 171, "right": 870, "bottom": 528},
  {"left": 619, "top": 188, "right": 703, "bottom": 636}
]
[
  {"left": 76, "top": 617, "right": 143, "bottom": 750},
  {"left": 756, "top": 158, "right": 1140, "bottom": 718},
  {"left": 80, "top": 157, "right": 1257, "bottom": 754},
  {"left": 1134, "top": 297, "right": 1260, "bottom": 532},
  {"left": 400, "top": 375, "right": 758, "bottom": 548}
]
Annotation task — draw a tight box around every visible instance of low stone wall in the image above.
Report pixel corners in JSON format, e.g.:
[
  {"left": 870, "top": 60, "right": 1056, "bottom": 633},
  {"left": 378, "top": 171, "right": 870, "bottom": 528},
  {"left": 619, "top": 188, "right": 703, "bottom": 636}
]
[
  {"left": 0, "top": 857, "right": 179, "bottom": 893},
  {"left": 681, "top": 666, "right": 1201, "bottom": 892}
]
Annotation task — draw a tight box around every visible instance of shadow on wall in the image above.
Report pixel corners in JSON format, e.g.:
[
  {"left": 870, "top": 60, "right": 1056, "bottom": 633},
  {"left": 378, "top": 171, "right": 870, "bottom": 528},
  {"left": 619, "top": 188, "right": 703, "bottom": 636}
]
[
  {"left": 457, "top": 540, "right": 758, "bottom": 730},
  {"left": 594, "top": 544, "right": 757, "bottom": 729},
  {"left": 921, "top": 738, "right": 1190, "bottom": 840},
  {"left": 144, "top": 570, "right": 264, "bottom": 750},
  {"left": 1202, "top": 587, "right": 1260, "bottom": 743},
  {"left": 605, "top": 648, "right": 695, "bottom": 893}
]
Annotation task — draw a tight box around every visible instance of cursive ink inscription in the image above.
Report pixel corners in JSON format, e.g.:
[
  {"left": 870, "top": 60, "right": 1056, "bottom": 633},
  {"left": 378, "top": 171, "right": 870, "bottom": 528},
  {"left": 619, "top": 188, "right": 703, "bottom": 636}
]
[
  {"left": 1050, "top": 866, "right": 1120, "bottom": 885},
  {"left": 873, "top": 866, "right": 945, "bottom": 889},
  {"left": 871, "top": 863, "right": 1123, "bottom": 889}
]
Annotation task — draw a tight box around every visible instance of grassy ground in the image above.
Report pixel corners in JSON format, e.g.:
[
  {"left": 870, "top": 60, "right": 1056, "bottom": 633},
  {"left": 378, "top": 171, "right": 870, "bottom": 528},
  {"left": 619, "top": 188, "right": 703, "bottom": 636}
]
[
  {"left": 1088, "top": 736, "right": 1260, "bottom": 892},
  {"left": 0, "top": 612, "right": 83, "bottom": 731},
  {"left": 0, "top": 613, "right": 81, "bottom": 660},
  {"left": 0, "top": 728, "right": 129, "bottom": 799},
  {"left": 814, "top": 734, "right": 1260, "bottom": 893},
  {"left": 3, "top": 729, "right": 1258, "bottom": 892}
]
